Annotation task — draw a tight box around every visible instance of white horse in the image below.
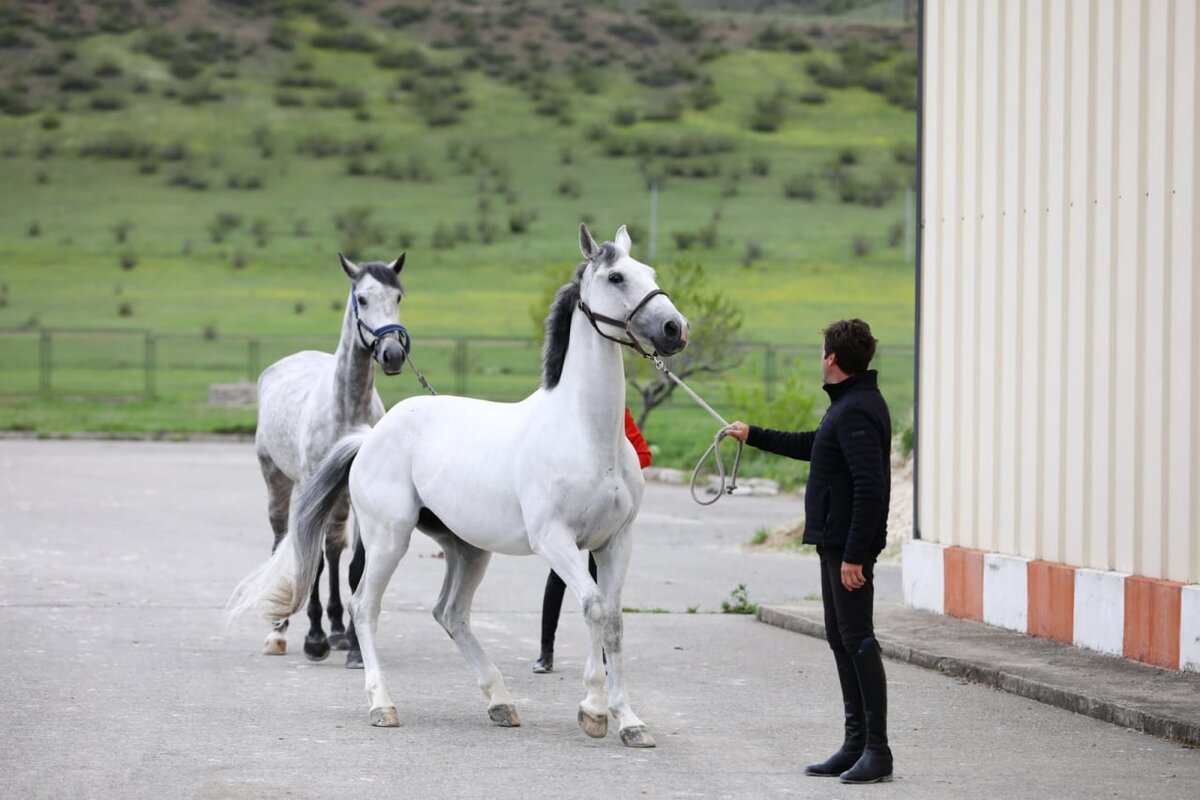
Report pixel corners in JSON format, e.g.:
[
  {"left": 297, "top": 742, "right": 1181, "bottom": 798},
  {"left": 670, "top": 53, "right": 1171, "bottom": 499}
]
[
  {"left": 231, "top": 224, "right": 687, "bottom": 747},
  {"left": 253, "top": 252, "right": 407, "bottom": 666}
]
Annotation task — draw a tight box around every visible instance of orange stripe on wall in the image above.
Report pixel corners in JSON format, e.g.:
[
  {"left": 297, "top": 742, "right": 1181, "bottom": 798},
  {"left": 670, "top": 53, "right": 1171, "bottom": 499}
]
[
  {"left": 1028, "top": 560, "right": 1076, "bottom": 643},
  {"left": 1123, "top": 576, "right": 1183, "bottom": 669},
  {"left": 944, "top": 547, "right": 986, "bottom": 622}
]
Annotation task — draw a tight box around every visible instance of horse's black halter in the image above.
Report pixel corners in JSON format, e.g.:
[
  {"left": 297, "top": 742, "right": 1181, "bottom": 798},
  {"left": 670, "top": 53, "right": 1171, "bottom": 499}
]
[
  {"left": 578, "top": 287, "right": 668, "bottom": 359},
  {"left": 350, "top": 288, "right": 411, "bottom": 358}
]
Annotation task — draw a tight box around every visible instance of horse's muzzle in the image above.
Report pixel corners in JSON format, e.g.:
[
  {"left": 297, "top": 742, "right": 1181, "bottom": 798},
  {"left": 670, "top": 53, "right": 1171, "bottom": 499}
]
[
  {"left": 654, "top": 317, "right": 688, "bottom": 357},
  {"left": 376, "top": 338, "right": 408, "bottom": 375}
]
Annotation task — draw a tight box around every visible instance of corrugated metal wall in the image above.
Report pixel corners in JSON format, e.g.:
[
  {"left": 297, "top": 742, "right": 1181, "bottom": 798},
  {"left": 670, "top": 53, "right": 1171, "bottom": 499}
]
[{"left": 918, "top": 0, "right": 1199, "bottom": 584}]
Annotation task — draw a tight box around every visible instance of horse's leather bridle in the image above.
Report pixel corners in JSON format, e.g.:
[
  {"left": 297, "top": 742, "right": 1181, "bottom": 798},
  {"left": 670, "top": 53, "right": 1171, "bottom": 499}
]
[
  {"left": 578, "top": 288, "right": 668, "bottom": 359},
  {"left": 350, "top": 289, "right": 411, "bottom": 359}
]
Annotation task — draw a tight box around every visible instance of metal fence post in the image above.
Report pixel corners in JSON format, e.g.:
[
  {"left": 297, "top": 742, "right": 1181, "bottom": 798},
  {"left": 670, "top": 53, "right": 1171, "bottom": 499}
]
[
  {"left": 247, "top": 338, "right": 260, "bottom": 382},
  {"left": 39, "top": 329, "right": 51, "bottom": 398},
  {"left": 764, "top": 342, "right": 775, "bottom": 402},
  {"left": 454, "top": 338, "right": 468, "bottom": 396},
  {"left": 144, "top": 331, "right": 156, "bottom": 399}
]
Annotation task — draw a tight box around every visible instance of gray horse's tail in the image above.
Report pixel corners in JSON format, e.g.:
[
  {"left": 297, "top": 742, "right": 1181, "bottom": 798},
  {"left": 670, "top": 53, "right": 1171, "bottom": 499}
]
[{"left": 227, "top": 429, "right": 370, "bottom": 623}]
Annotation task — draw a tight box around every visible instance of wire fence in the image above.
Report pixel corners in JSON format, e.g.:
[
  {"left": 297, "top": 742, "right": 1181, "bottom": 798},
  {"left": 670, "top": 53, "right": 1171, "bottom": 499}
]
[{"left": 0, "top": 327, "right": 915, "bottom": 413}]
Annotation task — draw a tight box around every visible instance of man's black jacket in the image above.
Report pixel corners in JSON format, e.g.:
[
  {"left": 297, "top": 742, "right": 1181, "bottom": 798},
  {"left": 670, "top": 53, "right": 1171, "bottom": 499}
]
[{"left": 746, "top": 370, "right": 891, "bottom": 564}]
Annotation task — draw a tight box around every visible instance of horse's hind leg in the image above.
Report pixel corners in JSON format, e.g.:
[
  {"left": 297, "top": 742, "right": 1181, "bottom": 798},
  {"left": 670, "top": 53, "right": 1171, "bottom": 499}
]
[
  {"left": 303, "top": 558, "right": 331, "bottom": 661},
  {"left": 351, "top": 511, "right": 415, "bottom": 727},
  {"left": 344, "top": 531, "right": 365, "bottom": 669},
  {"left": 325, "top": 499, "right": 351, "bottom": 651},
  {"left": 430, "top": 534, "right": 519, "bottom": 728},
  {"left": 258, "top": 454, "right": 293, "bottom": 656},
  {"left": 593, "top": 528, "right": 654, "bottom": 748}
]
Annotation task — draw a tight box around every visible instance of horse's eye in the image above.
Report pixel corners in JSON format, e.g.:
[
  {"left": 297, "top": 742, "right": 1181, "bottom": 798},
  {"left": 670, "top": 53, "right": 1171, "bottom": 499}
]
[
  {"left": 608, "top": 272, "right": 624, "bottom": 285},
  {"left": 357, "top": 296, "right": 368, "bottom": 308}
]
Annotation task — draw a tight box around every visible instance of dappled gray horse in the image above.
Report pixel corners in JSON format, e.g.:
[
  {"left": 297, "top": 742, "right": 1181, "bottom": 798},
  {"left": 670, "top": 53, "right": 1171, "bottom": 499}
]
[{"left": 254, "top": 253, "right": 407, "bottom": 666}]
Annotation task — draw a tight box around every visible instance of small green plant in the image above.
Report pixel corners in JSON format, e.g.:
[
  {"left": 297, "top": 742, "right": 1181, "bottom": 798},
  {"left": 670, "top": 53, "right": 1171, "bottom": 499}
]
[
  {"left": 621, "top": 607, "right": 670, "bottom": 614},
  {"left": 803, "top": 593, "right": 821, "bottom": 602},
  {"left": 721, "top": 584, "right": 757, "bottom": 615},
  {"left": 687, "top": 605, "right": 699, "bottom": 614},
  {"left": 749, "top": 528, "right": 770, "bottom": 546}
]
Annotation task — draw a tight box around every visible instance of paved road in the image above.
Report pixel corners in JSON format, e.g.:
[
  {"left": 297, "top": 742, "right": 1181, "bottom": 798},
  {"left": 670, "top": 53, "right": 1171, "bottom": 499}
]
[{"left": 1, "top": 440, "right": 1196, "bottom": 799}]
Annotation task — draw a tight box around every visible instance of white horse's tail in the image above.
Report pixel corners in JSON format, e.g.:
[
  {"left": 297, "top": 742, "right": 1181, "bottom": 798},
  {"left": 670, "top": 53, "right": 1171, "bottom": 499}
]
[{"left": 227, "top": 429, "right": 370, "bottom": 623}]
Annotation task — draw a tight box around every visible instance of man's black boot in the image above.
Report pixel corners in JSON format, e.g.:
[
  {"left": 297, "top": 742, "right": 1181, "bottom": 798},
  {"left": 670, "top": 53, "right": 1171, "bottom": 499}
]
[
  {"left": 840, "top": 637, "right": 893, "bottom": 784},
  {"left": 532, "top": 649, "right": 553, "bottom": 674},
  {"left": 804, "top": 649, "right": 865, "bottom": 777}
]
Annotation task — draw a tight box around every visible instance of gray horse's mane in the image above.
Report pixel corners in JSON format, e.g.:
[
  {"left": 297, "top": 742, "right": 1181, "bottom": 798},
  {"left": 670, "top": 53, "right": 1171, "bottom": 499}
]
[
  {"left": 358, "top": 261, "right": 403, "bottom": 293},
  {"left": 540, "top": 261, "right": 590, "bottom": 390}
]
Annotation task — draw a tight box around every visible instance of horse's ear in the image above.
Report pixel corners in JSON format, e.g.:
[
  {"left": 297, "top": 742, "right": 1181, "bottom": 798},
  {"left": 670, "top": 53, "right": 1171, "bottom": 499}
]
[
  {"left": 615, "top": 225, "right": 632, "bottom": 253},
  {"left": 579, "top": 222, "right": 599, "bottom": 260},
  {"left": 390, "top": 253, "right": 405, "bottom": 275},
  {"left": 338, "top": 252, "right": 361, "bottom": 280}
]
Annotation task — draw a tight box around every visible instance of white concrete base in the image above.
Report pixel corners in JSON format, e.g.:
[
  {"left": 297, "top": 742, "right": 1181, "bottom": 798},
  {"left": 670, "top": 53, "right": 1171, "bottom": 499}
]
[
  {"left": 1072, "top": 568, "right": 1127, "bottom": 657},
  {"left": 983, "top": 553, "right": 1031, "bottom": 632},
  {"left": 902, "top": 538, "right": 945, "bottom": 614},
  {"left": 1181, "top": 585, "right": 1200, "bottom": 672}
]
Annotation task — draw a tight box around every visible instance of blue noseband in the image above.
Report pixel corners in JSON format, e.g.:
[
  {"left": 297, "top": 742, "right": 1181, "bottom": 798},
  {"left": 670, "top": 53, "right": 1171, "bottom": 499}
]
[{"left": 350, "top": 289, "right": 411, "bottom": 356}]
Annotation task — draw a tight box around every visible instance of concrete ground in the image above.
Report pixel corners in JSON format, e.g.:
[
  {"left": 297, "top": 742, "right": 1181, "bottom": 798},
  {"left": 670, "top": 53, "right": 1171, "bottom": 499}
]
[{"left": 1, "top": 439, "right": 1197, "bottom": 799}]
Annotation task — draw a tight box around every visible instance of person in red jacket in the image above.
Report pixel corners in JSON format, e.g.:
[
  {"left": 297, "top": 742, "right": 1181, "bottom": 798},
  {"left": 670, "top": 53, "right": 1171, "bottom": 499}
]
[{"left": 533, "top": 407, "right": 651, "bottom": 674}]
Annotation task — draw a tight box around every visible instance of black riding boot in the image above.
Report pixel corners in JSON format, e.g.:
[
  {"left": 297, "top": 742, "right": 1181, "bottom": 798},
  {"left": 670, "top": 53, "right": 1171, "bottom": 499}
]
[
  {"left": 840, "top": 637, "right": 893, "bottom": 784},
  {"left": 804, "top": 649, "right": 865, "bottom": 777}
]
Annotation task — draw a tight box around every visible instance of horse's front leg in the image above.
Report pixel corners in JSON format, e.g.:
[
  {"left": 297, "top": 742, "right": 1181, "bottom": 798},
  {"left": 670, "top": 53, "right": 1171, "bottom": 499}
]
[
  {"left": 593, "top": 527, "right": 655, "bottom": 748},
  {"left": 534, "top": 528, "right": 608, "bottom": 739}
]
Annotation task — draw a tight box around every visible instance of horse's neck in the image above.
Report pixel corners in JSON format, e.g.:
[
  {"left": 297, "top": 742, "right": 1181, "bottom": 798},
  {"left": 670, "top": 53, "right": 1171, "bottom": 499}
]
[
  {"left": 552, "top": 310, "right": 627, "bottom": 441},
  {"left": 331, "top": 305, "right": 376, "bottom": 423}
]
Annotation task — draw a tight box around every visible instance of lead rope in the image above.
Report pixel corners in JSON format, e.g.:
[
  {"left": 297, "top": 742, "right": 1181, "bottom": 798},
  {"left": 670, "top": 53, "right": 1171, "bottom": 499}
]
[
  {"left": 403, "top": 352, "right": 437, "bottom": 396},
  {"left": 649, "top": 355, "right": 743, "bottom": 506}
]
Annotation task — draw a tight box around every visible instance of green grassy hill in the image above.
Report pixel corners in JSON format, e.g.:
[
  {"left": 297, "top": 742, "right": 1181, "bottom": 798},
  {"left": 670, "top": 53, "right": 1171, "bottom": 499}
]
[{"left": 0, "top": 0, "right": 916, "bottom": 478}]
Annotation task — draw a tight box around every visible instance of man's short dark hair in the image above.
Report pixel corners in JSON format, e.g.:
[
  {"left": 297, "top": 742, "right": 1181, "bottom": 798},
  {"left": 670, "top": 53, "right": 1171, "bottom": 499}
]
[{"left": 823, "top": 319, "right": 878, "bottom": 375}]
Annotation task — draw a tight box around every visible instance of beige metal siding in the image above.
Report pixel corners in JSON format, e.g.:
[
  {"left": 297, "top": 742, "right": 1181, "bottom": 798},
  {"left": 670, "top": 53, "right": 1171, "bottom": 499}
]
[{"left": 918, "top": 0, "right": 1199, "bottom": 583}]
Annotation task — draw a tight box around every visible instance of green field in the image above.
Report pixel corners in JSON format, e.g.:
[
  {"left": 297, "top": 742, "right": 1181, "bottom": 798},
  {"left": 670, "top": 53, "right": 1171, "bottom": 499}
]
[{"left": 0, "top": 0, "right": 917, "bottom": 480}]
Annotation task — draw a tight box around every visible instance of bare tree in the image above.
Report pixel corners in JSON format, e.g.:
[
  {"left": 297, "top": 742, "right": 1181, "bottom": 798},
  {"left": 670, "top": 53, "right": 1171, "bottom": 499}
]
[{"left": 530, "top": 259, "right": 744, "bottom": 430}]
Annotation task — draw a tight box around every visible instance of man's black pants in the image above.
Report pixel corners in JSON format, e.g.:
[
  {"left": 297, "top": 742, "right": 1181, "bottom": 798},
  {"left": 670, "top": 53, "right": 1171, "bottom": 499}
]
[{"left": 817, "top": 546, "right": 876, "bottom": 653}]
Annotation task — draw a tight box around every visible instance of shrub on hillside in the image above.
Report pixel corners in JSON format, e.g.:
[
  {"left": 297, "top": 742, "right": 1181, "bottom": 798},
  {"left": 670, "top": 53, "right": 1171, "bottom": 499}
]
[
  {"left": 80, "top": 133, "right": 152, "bottom": 160},
  {"left": 782, "top": 174, "right": 818, "bottom": 201},
  {"left": 60, "top": 74, "right": 100, "bottom": 92},
  {"left": 310, "top": 31, "right": 380, "bottom": 52},
  {"left": 748, "top": 90, "right": 787, "bottom": 133},
  {"left": 641, "top": 1, "right": 702, "bottom": 43},
  {"left": 755, "top": 23, "right": 812, "bottom": 53},
  {"left": 688, "top": 76, "right": 720, "bottom": 110},
  {"left": 381, "top": 4, "right": 430, "bottom": 28}
]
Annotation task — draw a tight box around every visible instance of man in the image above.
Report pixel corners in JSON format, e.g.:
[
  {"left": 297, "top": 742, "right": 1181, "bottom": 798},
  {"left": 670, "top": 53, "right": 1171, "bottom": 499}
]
[{"left": 726, "top": 318, "right": 893, "bottom": 784}]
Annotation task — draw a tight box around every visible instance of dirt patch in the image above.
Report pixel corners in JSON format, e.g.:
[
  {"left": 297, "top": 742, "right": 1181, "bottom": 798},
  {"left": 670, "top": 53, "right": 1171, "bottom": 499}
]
[{"left": 750, "top": 452, "right": 913, "bottom": 563}]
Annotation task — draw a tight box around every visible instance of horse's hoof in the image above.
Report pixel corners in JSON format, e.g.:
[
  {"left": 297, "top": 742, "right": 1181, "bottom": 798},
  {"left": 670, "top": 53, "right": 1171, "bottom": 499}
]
[
  {"left": 262, "top": 639, "right": 286, "bottom": 656},
  {"left": 369, "top": 706, "right": 400, "bottom": 727},
  {"left": 578, "top": 708, "right": 608, "bottom": 739},
  {"left": 345, "top": 650, "right": 363, "bottom": 670},
  {"left": 619, "top": 725, "right": 656, "bottom": 748},
  {"left": 488, "top": 704, "right": 522, "bottom": 727},
  {"left": 304, "top": 636, "right": 331, "bottom": 662},
  {"left": 328, "top": 632, "right": 350, "bottom": 651}
]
